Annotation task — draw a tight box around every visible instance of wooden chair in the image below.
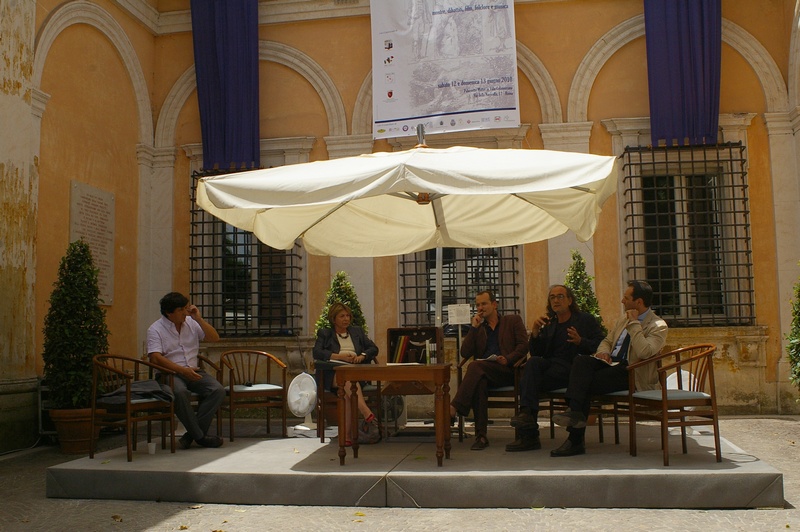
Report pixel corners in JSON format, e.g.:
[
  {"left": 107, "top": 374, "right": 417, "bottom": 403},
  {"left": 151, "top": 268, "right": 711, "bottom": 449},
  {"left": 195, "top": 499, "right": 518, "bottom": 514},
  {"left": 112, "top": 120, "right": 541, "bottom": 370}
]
[
  {"left": 627, "top": 343, "right": 721, "bottom": 466},
  {"left": 455, "top": 356, "right": 526, "bottom": 441},
  {"left": 218, "top": 350, "right": 288, "bottom": 441},
  {"left": 541, "top": 388, "right": 627, "bottom": 443},
  {"left": 90, "top": 354, "right": 176, "bottom": 462},
  {"left": 314, "top": 360, "right": 381, "bottom": 443}
]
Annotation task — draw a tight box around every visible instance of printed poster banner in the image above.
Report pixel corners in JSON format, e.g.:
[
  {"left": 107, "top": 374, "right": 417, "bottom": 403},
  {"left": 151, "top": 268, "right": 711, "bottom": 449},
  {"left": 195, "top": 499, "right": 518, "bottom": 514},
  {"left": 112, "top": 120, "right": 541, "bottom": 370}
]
[{"left": 371, "top": 0, "right": 520, "bottom": 140}]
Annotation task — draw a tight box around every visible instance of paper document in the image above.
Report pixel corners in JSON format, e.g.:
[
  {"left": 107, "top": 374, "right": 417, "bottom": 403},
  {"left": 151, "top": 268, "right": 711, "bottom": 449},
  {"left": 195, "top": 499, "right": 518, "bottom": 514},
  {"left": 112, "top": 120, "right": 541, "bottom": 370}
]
[{"left": 592, "top": 355, "right": 620, "bottom": 366}]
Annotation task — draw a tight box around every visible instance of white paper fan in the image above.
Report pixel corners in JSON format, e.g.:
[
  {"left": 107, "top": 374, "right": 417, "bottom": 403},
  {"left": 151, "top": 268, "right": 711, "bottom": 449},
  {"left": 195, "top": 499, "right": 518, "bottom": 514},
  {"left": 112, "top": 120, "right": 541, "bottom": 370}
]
[{"left": 287, "top": 372, "right": 317, "bottom": 417}]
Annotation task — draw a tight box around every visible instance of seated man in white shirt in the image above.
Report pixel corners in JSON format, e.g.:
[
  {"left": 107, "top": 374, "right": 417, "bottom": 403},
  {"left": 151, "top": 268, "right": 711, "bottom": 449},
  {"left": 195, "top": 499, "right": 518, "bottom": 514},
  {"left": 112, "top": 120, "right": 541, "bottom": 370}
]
[{"left": 147, "top": 292, "right": 224, "bottom": 449}]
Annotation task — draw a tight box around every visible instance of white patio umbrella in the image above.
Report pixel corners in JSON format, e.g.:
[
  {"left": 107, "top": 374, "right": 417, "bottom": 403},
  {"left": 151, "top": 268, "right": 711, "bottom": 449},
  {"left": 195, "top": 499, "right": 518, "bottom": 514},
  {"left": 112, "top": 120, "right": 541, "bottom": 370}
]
[{"left": 196, "top": 146, "right": 620, "bottom": 258}]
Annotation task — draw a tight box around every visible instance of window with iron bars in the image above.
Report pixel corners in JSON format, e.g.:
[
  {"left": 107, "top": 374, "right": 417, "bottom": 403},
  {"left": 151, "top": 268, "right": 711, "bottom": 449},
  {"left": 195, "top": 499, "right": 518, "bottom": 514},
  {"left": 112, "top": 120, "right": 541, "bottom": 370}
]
[
  {"left": 621, "top": 142, "right": 754, "bottom": 327},
  {"left": 190, "top": 171, "right": 304, "bottom": 337},
  {"left": 398, "top": 247, "right": 521, "bottom": 328}
]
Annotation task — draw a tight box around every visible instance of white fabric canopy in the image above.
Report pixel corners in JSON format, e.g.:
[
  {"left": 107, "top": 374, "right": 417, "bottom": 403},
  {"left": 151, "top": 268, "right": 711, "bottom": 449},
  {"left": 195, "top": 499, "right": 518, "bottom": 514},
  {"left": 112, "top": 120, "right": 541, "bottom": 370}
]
[{"left": 197, "top": 146, "right": 620, "bottom": 257}]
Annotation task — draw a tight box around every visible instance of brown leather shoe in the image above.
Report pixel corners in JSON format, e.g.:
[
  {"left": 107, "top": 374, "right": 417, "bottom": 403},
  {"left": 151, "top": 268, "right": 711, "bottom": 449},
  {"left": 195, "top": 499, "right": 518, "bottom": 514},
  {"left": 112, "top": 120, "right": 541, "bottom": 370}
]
[
  {"left": 196, "top": 435, "right": 224, "bottom": 448},
  {"left": 178, "top": 433, "right": 193, "bottom": 450},
  {"left": 552, "top": 409, "right": 587, "bottom": 429},
  {"left": 550, "top": 439, "right": 585, "bottom": 457},
  {"left": 510, "top": 411, "right": 538, "bottom": 430},
  {"left": 470, "top": 435, "right": 489, "bottom": 451},
  {"left": 505, "top": 435, "right": 541, "bottom": 452}
]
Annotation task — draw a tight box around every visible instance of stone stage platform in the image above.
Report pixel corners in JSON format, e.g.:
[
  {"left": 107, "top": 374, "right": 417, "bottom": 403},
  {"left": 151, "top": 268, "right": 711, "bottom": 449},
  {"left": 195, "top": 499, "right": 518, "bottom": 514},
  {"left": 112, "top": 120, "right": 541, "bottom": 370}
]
[{"left": 45, "top": 423, "right": 784, "bottom": 509}]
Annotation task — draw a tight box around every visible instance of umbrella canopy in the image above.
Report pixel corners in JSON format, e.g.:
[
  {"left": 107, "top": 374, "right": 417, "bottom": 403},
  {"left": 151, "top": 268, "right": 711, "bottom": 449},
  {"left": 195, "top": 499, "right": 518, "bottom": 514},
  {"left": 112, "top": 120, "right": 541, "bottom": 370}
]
[{"left": 196, "top": 146, "right": 620, "bottom": 257}]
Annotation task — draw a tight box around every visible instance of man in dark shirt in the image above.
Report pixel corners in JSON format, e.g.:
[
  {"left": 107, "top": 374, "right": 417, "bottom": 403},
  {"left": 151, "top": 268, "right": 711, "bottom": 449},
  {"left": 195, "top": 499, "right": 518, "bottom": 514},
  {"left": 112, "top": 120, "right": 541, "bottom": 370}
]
[{"left": 506, "top": 285, "right": 604, "bottom": 452}]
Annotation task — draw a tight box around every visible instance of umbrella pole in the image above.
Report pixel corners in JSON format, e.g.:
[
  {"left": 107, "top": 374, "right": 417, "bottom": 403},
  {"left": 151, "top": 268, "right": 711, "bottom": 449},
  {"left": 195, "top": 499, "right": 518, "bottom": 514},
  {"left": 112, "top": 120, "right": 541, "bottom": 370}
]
[
  {"left": 416, "top": 124, "right": 427, "bottom": 148},
  {"left": 435, "top": 246, "right": 442, "bottom": 328}
]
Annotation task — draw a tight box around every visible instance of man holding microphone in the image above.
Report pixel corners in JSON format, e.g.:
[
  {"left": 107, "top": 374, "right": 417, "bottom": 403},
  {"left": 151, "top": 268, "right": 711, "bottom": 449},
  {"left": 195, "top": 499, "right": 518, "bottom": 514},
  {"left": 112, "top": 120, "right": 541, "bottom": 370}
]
[{"left": 450, "top": 290, "right": 528, "bottom": 450}]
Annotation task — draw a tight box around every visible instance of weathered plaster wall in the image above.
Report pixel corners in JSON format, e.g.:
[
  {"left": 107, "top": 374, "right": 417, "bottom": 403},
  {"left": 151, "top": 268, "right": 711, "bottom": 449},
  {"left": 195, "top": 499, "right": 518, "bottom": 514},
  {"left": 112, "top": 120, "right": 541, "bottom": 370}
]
[
  {"left": 36, "top": 24, "right": 142, "bottom": 364},
  {"left": 0, "top": 0, "right": 39, "bottom": 452}
]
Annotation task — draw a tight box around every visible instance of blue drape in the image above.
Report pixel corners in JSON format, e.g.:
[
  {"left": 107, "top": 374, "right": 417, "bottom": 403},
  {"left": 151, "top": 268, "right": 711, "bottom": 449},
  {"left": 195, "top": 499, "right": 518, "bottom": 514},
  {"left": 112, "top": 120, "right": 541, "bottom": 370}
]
[
  {"left": 644, "top": 0, "right": 721, "bottom": 146},
  {"left": 190, "top": 0, "right": 260, "bottom": 170}
]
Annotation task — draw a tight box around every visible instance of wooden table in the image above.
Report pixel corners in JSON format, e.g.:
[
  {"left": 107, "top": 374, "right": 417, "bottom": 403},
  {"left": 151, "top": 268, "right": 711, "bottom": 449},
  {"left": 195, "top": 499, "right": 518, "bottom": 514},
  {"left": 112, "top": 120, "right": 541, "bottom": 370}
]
[{"left": 335, "top": 363, "right": 451, "bottom": 466}]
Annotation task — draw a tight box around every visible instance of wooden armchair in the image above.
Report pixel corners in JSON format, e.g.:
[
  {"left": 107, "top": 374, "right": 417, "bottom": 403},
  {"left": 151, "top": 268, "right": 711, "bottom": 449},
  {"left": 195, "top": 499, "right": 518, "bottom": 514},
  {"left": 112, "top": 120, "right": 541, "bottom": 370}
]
[
  {"left": 90, "top": 354, "right": 176, "bottom": 462},
  {"left": 219, "top": 350, "right": 288, "bottom": 441},
  {"left": 455, "top": 355, "right": 526, "bottom": 441},
  {"left": 627, "top": 343, "right": 721, "bottom": 466}
]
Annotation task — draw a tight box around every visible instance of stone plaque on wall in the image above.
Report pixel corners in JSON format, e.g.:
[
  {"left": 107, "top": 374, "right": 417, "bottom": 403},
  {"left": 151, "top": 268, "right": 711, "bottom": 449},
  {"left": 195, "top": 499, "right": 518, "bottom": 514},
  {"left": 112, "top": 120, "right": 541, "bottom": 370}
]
[{"left": 69, "top": 181, "right": 115, "bottom": 305}]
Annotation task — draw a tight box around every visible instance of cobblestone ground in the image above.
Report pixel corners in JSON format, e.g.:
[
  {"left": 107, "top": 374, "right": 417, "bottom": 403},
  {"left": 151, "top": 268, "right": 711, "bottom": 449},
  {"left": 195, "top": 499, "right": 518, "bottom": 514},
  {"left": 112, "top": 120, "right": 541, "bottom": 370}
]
[{"left": 1, "top": 416, "right": 798, "bottom": 532}]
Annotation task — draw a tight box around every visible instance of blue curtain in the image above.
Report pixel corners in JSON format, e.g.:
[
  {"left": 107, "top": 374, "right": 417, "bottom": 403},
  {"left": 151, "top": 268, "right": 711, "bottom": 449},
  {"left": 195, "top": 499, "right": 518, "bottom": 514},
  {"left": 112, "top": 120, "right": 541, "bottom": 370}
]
[
  {"left": 644, "top": 0, "right": 721, "bottom": 146},
  {"left": 190, "top": 0, "right": 260, "bottom": 170}
]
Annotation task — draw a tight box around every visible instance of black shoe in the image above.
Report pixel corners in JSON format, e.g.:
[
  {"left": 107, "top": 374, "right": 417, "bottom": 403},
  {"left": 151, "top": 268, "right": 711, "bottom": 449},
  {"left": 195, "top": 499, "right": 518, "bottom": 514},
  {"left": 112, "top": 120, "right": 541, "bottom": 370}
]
[
  {"left": 196, "top": 435, "right": 224, "bottom": 448},
  {"left": 179, "top": 433, "right": 193, "bottom": 450},
  {"left": 550, "top": 439, "right": 586, "bottom": 457},
  {"left": 470, "top": 435, "right": 489, "bottom": 451},
  {"left": 505, "top": 435, "right": 541, "bottom": 452},
  {"left": 552, "top": 409, "right": 587, "bottom": 429},
  {"left": 510, "top": 411, "right": 538, "bottom": 430}
]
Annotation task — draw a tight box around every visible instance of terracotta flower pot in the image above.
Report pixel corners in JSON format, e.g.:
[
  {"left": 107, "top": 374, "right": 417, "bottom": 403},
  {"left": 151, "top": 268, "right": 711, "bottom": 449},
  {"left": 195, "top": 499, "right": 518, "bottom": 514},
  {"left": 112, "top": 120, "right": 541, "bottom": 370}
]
[{"left": 49, "top": 408, "right": 100, "bottom": 455}]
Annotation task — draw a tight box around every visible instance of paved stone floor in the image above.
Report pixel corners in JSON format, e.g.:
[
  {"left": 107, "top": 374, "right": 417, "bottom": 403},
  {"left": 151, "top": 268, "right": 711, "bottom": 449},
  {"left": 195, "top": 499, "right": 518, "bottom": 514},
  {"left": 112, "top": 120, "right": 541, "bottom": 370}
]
[{"left": 2, "top": 416, "right": 799, "bottom": 531}]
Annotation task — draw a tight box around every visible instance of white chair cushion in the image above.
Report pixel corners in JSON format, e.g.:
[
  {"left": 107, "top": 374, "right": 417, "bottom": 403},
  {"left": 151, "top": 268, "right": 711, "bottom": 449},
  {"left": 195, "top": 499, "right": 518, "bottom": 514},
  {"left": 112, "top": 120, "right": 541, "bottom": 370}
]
[
  {"left": 633, "top": 389, "right": 710, "bottom": 401},
  {"left": 228, "top": 383, "right": 283, "bottom": 393},
  {"left": 487, "top": 385, "right": 514, "bottom": 392}
]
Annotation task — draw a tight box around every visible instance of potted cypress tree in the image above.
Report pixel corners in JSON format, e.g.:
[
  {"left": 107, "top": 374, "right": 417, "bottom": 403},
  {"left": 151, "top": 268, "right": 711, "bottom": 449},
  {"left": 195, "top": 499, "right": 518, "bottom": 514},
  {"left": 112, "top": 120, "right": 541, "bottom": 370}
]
[
  {"left": 564, "top": 249, "right": 607, "bottom": 336},
  {"left": 314, "top": 271, "right": 368, "bottom": 336},
  {"left": 42, "top": 239, "right": 110, "bottom": 453}
]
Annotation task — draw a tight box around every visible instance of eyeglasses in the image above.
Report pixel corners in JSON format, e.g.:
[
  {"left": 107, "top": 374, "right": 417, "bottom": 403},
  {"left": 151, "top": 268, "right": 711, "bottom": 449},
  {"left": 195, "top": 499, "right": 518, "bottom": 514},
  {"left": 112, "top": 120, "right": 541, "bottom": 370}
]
[{"left": 548, "top": 294, "right": 567, "bottom": 301}]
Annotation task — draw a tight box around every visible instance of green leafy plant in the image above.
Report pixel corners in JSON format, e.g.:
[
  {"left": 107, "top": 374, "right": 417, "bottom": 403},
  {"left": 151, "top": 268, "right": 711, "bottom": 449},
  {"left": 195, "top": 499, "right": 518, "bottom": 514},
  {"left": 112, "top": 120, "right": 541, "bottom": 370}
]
[
  {"left": 786, "top": 262, "right": 800, "bottom": 391},
  {"left": 42, "top": 240, "right": 110, "bottom": 409},
  {"left": 314, "top": 271, "right": 367, "bottom": 336},
  {"left": 564, "top": 249, "right": 606, "bottom": 335}
]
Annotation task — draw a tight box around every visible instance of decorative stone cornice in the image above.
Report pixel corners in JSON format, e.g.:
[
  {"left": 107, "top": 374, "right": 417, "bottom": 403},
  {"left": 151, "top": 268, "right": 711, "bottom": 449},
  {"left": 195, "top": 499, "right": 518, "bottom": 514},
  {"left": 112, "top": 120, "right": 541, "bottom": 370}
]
[
  {"left": 137, "top": 144, "right": 176, "bottom": 169},
  {"left": 324, "top": 134, "right": 374, "bottom": 159},
  {"left": 29, "top": 88, "right": 50, "bottom": 120},
  {"left": 135, "top": 144, "right": 155, "bottom": 167},
  {"left": 114, "top": 0, "right": 562, "bottom": 35},
  {"left": 763, "top": 111, "right": 794, "bottom": 136},
  {"left": 181, "top": 137, "right": 317, "bottom": 167},
  {"left": 539, "top": 122, "right": 593, "bottom": 152},
  {"left": 601, "top": 114, "right": 756, "bottom": 155}
]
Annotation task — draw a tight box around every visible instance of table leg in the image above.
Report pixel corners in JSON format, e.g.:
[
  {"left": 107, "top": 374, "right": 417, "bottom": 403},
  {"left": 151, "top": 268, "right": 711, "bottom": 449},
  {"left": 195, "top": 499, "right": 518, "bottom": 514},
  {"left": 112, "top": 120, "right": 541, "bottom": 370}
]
[
  {"left": 337, "top": 384, "right": 346, "bottom": 465},
  {"left": 443, "top": 380, "right": 451, "bottom": 459},
  {"left": 434, "top": 381, "right": 444, "bottom": 467},
  {"left": 350, "top": 380, "right": 360, "bottom": 459}
]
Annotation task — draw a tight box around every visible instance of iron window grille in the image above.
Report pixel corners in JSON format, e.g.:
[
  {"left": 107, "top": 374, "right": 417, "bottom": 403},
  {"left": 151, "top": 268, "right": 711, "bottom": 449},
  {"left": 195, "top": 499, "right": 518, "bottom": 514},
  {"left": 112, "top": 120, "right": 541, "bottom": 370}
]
[
  {"left": 622, "top": 142, "right": 754, "bottom": 327},
  {"left": 190, "top": 171, "right": 304, "bottom": 337},
  {"left": 398, "top": 246, "right": 521, "bottom": 327}
]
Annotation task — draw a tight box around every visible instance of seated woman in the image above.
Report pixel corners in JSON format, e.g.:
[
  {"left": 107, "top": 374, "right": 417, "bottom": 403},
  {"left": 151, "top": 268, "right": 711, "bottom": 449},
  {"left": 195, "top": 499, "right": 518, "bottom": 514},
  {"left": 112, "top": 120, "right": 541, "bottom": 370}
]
[{"left": 313, "top": 302, "right": 380, "bottom": 445}]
